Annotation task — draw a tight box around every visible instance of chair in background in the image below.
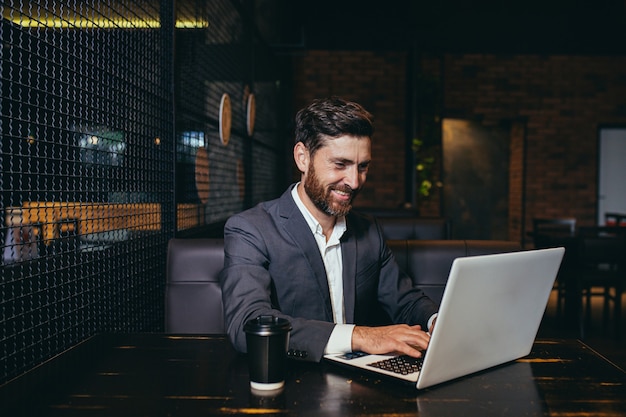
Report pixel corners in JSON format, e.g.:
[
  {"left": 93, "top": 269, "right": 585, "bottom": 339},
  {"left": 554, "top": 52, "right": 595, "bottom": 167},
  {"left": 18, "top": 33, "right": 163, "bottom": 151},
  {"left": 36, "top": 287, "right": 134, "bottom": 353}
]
[
  {"left": 605, "top": 212, "right": 626, "bottom": 227},
  {"left": 576, "top": 227, "right": 626, "bottom": 340},
  {"left": 532, "top": 218, "right": 577, "bottom": 318}
]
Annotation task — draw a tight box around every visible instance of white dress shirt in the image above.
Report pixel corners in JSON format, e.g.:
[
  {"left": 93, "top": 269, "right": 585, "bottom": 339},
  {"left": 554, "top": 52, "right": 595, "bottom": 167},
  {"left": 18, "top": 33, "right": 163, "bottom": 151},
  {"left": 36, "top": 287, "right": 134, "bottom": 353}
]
[
  {"left": 291, "top": 184, "right": 437, "bottom": 354},
  {"left": 291, "top": 184, "right": 354, "bottom": 353}
]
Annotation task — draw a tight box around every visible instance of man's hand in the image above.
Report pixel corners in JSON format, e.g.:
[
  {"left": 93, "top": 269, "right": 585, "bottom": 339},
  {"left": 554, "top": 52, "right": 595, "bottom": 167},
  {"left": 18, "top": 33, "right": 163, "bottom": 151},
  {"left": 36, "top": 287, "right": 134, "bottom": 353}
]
[{"left": 351, "top": 324, "right": 431, "bottom": 358}]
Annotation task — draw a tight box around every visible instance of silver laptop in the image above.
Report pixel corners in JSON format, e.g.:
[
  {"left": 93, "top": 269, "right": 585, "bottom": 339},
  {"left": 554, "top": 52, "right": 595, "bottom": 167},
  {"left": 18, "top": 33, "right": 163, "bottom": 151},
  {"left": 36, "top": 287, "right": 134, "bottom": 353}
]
[{"left": 324, "top": 247, "right": 565, "bottom": 390}]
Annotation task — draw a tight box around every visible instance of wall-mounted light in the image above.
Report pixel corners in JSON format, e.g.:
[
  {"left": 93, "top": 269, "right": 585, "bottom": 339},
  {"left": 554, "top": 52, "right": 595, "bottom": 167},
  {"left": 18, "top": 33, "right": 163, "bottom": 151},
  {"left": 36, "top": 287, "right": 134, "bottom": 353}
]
[{"left": 25, "top": 129, "right": 36, "bottom": 144}]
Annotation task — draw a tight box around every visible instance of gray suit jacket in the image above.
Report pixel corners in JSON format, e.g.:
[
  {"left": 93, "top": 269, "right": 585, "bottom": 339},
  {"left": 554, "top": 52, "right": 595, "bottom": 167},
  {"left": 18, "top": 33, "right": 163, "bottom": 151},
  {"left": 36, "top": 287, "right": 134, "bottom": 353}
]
[{"left": 220, "top": 184, "right": 439, "bottom": 362}]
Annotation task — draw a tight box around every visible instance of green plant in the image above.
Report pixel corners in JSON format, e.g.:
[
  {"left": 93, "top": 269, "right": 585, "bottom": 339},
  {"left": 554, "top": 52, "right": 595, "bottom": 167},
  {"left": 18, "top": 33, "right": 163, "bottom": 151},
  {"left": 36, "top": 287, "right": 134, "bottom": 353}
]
[{"left": 412, "top": 137, "right": 437, "bottom": 200}]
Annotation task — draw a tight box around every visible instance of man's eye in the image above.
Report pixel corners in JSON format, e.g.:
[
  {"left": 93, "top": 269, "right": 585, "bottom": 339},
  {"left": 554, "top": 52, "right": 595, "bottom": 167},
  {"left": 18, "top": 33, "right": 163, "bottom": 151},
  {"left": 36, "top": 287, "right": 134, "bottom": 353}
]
[{"left": 335, "top": 162, "right": 346, "bottom": 169}]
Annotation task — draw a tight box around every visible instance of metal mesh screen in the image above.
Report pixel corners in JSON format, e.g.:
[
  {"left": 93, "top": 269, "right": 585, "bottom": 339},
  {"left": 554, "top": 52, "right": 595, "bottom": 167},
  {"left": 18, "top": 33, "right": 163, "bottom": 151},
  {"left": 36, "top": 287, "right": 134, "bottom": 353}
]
[
  {"left": 1, "top": 0, "right": 286, "bottom": 385},
  {"left": 174, "top": 0, "right": 284, "bottom": 231}
]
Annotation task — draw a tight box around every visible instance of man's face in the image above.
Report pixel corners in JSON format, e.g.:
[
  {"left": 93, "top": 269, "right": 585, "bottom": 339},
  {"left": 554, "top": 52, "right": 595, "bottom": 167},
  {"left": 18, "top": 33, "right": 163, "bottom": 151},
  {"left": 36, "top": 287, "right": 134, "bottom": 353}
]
[{"left": 302, "top": 135, "right": 371, "bottom": 217}]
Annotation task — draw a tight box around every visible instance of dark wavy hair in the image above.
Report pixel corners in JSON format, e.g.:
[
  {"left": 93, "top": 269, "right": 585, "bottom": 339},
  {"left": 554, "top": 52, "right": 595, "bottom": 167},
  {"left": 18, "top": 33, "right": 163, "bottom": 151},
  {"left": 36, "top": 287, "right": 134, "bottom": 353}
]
[{"left": 294, "top": 96, "right": 374, "bottom": 157}]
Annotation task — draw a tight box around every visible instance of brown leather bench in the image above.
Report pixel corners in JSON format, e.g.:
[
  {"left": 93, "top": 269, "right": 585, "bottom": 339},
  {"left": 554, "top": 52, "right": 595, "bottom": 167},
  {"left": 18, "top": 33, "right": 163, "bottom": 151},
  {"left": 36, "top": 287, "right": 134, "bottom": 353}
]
[
  {"left": 387, "top": 239, "right": 521, "bottom": 305},
  {"left": 165, "top": 238, "right": 224, "bottom": 334},
  {"left": 165, "top": 238, "right": 521, "bottom": 334},
  {"left": 377, "top": 217, "right": 451, "bottom": 240}
]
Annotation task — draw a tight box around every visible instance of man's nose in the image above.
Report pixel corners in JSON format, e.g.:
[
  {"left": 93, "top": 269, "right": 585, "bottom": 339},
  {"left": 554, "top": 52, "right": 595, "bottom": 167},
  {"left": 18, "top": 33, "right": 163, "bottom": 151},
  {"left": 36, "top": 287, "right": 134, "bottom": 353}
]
[{"left": 344, "top": 166, "right": 361, "bottom": 189}]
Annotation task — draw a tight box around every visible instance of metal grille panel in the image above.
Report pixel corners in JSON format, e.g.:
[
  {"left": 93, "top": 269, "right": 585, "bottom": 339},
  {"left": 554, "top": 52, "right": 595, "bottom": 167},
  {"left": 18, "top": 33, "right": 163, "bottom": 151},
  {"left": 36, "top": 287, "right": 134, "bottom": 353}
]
[
  {"left": 1, "top": 0, "right": 285, "bottom": 384},
  {"left": 1, "top": 0, "right": 174, "bottom": 384}
]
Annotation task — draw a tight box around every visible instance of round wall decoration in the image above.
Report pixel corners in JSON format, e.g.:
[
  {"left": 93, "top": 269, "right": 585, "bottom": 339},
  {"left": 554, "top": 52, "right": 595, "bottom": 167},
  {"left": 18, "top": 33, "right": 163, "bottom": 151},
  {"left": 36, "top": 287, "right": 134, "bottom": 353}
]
[
  {"left": 246, "top": 93, "right": 256, "bottom": 136},
  {"left": 219, "top": 93, "right": 232, "bottom": 145}
]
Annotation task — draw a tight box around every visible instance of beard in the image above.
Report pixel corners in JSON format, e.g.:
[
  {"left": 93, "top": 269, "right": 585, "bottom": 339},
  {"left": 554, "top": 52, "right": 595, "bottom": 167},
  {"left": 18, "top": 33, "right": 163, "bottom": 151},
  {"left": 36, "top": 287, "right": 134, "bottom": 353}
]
[{"left": 303, "top": 165, "right": 359, "bottom": 217}]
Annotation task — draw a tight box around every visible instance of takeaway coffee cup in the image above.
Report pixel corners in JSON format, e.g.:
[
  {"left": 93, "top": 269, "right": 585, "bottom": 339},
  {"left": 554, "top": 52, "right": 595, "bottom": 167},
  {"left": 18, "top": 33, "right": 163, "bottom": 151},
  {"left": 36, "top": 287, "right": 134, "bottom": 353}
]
[{"left": 244, "top": 315, "right": 292, "bottom": 390}]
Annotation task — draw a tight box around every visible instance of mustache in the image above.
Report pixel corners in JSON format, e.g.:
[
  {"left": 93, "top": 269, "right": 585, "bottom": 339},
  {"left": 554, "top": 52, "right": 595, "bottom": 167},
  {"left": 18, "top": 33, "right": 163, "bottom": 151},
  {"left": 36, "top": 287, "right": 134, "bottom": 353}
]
[{"left": 330, "top": 184, "right": 355, "bottom": 195}]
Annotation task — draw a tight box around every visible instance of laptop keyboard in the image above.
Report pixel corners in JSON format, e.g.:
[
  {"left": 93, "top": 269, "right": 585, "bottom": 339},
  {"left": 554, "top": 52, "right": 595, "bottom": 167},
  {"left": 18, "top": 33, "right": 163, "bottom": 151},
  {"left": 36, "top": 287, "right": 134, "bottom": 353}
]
[{"left": 367, "top": 355, "right": 423, "bottom": 375}]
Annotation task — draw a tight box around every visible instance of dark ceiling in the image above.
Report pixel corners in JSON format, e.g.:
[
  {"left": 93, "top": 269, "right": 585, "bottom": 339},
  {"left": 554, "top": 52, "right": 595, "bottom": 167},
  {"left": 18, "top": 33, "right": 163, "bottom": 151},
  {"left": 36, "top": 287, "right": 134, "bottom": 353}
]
[{"left": 263, "top": 0, "right": 626, "bottom": 54}]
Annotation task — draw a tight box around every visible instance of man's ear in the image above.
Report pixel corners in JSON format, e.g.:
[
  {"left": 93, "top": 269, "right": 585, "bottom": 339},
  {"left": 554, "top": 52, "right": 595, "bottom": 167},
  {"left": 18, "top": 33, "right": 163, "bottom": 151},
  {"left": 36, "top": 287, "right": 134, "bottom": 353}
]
[{"left": 293, "top": 142, "right": 309, "bottom": 173}]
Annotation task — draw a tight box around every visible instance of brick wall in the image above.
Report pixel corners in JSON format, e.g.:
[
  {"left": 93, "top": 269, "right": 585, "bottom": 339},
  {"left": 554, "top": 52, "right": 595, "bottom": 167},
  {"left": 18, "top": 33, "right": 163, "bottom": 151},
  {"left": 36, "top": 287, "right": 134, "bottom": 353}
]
[
  {"left": 291, "top": 51, "right": 409, "bottom": 208},
  {"left": 291, "top": 51, "right": 626, "bottom": 242},
  {"left": 443, "top": 54, "right": 626, "bottom": 240}
]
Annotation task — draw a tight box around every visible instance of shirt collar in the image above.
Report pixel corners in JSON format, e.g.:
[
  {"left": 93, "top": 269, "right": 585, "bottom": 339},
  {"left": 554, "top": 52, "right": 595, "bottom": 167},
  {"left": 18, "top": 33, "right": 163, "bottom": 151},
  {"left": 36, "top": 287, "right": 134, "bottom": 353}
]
[{"left": 291, "top": 182, "right": 347, "bottom": 240}]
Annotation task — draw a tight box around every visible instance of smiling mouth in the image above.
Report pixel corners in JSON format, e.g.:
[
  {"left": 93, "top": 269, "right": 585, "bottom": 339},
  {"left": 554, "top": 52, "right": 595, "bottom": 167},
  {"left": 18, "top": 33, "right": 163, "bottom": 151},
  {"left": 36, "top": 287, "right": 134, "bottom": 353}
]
[{"left": 333, "top": 189, "right": 351, "bottom": 198}]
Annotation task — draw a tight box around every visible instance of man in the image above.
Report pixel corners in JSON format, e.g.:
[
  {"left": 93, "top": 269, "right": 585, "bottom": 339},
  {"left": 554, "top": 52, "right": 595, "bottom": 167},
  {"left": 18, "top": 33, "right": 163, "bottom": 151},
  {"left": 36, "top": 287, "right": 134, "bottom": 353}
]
[{"left": 220, "top": 96, "right": 438, "bottom": 362}]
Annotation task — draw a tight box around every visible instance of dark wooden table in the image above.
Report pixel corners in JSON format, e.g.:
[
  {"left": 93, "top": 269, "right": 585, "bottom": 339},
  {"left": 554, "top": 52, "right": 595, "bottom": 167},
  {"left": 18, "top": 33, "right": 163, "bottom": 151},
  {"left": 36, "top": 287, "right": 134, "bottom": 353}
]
[{"left": 2, "top": 333, "right": 625, "bottom": 416}]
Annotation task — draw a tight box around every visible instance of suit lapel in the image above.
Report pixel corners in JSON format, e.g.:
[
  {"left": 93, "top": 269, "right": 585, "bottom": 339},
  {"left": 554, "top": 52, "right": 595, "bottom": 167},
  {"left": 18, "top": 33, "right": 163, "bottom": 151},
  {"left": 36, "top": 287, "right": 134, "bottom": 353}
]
[{"left": 277, "top": 186, "right": 334, "bottom": 321}]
